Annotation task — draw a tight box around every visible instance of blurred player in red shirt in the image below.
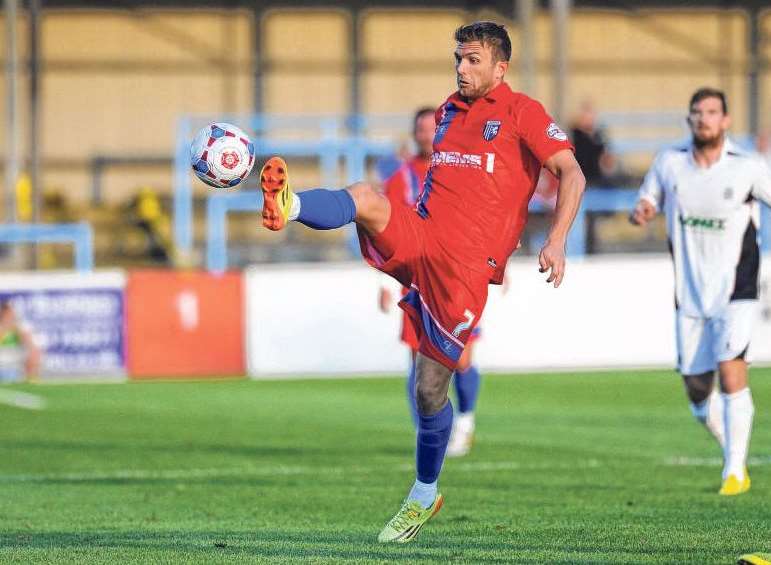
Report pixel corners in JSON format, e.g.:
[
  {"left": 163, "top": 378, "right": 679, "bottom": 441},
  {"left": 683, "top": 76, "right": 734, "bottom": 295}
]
[
  {"left": 259, "top": 21, "right": 586, "bottom": 542},
  {"left": 379, "top": 107, "right": 483, "bottom": 458}
]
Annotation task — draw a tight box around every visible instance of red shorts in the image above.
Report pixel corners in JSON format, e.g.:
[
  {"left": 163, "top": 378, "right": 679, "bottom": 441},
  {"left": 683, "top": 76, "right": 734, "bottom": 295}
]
[{"left": 358, "top": 205, "right": 489, "bottom": 369}]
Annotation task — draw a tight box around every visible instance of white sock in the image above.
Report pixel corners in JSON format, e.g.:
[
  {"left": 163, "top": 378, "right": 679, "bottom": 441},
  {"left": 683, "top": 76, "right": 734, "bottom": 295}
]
[
  {"left": 288, "top": 193, "right": 301, "bottom": 221},
  {"left": 407, "top": 479, "right": 437, "bottom": 509},
  {"left": 689, "top": 389, "right": 725, "bottom": 448},
  {"left": 454, "top": 411, "right": 475, "bottom": 435},
  {"left": 722, "top": 388, "right": 754, "bottom": 480}
]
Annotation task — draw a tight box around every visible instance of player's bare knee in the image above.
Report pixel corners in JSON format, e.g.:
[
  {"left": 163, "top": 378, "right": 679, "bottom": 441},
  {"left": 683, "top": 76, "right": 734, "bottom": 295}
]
[
  {"left": 416, "top": 382, "right": 446, "bottom": 415},
  {"left": 683, "top": 372, "right": 715, "bottom": 404},
  {"left": 347, "top": 182, "right": 389, "bottom": 231},
  {"left": 415, "top": 354, "right": 452, "bottom": 415},
  {"left": 347, "top": 182, "right": 378, "bottom": 213}
]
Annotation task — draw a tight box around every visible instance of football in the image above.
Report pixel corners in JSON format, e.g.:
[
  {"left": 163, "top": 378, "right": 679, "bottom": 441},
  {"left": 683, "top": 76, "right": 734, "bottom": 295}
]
[{"left": 190, "top": 122, "right": 255, "bottom": 188}]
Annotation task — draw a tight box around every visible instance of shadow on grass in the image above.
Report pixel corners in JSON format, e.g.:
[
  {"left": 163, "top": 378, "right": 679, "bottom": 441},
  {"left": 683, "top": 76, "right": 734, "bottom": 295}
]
[
  {"left": 0, "top": 529, "right": 514, "bottom": 563},
  {"left": 0, "top": 527, "right": 733, "bottom": 564}
]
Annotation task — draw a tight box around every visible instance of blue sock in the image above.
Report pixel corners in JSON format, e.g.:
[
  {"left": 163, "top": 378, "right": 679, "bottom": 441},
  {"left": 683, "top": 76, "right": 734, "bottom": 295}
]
[
  {"left": 406, "top": 358, "right": 418, "bottom": 428},
  {"left": 454, "top": 365, "right": 481, "bottom": 413},
  {"left": 416, "top": 401, "right": 453, "bottom": 484},
  {"left": 296, "top": 189, "right": 356, "bottom": 230}
]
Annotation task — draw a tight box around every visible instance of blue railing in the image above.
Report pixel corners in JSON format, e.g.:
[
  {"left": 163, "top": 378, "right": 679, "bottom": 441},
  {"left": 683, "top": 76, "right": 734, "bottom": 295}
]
[
  {"left": 0, "top": 223, "right": 94, "bottom": 272},
  {"left": 174, "top": 114, "right": 400, "bottom": 261},
  {"left": 205, "top": 191, "right": 261, "bottom": 273},
  {"left": 179, "top": 112, "right": 770, "bottom": 271},
  {"left": 204, "top": 188, "right": 771, "bottom": 272}
]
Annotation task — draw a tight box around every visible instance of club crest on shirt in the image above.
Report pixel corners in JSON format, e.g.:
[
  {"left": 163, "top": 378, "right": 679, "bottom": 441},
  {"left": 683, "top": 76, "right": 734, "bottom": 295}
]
[
  {"left": 483, "top": 120, "right": 501, "bottom": 141},
  {"left": 546, "top": 122, "right": 568, "bottom": 141},
  {"left": 724, "top": 187, "right": 734, "bottom": 200}
]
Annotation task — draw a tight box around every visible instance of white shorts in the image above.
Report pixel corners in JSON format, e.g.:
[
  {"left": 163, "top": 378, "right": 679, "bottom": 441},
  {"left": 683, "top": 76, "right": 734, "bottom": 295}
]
[{"left": 676, "top": 300, "right": 758, "bottom": 375}]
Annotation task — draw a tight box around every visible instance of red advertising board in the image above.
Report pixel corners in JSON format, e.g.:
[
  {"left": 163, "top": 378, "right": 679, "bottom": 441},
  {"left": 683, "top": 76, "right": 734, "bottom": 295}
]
[{"left": 126, "top": 270, "right": 244, "bottom": 378}]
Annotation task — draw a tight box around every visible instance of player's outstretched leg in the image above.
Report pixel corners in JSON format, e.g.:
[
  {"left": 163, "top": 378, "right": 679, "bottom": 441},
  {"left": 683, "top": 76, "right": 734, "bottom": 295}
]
[
  {"left": 379, "top": 354, "right": 452, "bottom": 543},
  {"left": 447, "top": 363, "right": 481, "bottom": 457},
  {"left": 259, "top": 156, "right": 389, "bottom": 234}
]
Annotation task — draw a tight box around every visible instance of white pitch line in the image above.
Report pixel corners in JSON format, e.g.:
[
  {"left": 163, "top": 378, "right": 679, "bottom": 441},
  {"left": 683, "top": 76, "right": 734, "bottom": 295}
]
[
  {"left": 663, "top": 455, "right": 771, "bottom": 467},
  {"left": 2, "top": 455, "right": 768, "bottom": 484},
  {"left": 0, "top": 459, "right": 602, "bottom": 484},
  {"left": 0, "top": 389, "right": 46, "bottom": 410}
]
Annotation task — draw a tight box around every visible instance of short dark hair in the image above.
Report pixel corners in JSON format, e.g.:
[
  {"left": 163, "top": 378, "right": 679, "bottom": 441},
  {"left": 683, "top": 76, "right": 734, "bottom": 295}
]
[
  {"left": 412, "top": 107, "right": 435, "bottom": 134},
  {"left": 689, "top": 87, "right": 728, "bottom": 114},
  {"left": 454, "top": 21, "right": 511, "bottom": 62}
]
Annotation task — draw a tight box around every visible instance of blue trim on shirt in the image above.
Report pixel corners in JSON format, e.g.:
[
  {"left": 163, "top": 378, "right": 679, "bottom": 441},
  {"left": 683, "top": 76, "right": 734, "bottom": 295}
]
[{"left": 416, "top": 103, "right": 459, "bottom": 218}]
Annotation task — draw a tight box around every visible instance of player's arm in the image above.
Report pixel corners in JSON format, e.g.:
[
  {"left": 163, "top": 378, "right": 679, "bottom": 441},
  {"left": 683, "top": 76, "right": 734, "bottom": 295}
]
[
  {"left": 630, "top": 153, "right": 664, "bottom": 226},
  {"left": 540, "top": 149, "right": 586, "bottom": 288}
]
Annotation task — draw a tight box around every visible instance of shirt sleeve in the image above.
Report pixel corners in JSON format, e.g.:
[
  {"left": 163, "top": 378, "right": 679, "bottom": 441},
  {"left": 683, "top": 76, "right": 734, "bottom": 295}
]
[
  {"left": 638, "top": 152, "right": 666, "bottom": 209},
  {"left": 750, "top": 157, "right": 771, "bottom": 206},
  {"left": 517, "top": 98, "right": 574, "bottom": 164}
]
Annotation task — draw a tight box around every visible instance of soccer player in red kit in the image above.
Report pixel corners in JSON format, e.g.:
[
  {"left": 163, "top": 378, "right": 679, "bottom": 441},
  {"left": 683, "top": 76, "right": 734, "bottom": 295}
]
[
  {"left": 379, "top": 107, "right": 484, "bottom": 457},
  {"left": 259, "top": 21, "right": 585, "bottom": 542}
]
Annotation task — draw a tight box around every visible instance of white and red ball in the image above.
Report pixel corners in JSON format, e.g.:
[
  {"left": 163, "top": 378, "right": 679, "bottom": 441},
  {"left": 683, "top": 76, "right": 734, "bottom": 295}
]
[{"left": 190, "top": 122, "right": 255, "bottom": 188}]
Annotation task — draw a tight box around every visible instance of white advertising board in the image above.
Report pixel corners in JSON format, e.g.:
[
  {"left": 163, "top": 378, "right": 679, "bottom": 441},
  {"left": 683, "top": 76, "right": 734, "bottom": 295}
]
[{"left": 245, "top": 256, "right": 771, "bottom": 377}]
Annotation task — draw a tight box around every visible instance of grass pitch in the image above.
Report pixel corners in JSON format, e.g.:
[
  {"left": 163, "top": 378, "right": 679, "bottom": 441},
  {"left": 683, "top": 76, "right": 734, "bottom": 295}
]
[{"left": 0, "top": 369, "right": 769, "bottom": 563}]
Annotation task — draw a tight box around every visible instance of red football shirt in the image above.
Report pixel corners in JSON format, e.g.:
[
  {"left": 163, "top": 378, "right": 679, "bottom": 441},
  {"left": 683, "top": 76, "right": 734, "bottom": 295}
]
[
  {"left": 383, "top": 155, "right": 430, "bottom": 209},
  {"left": 416, "top": 81, "right": 573, "bottom": 284}
]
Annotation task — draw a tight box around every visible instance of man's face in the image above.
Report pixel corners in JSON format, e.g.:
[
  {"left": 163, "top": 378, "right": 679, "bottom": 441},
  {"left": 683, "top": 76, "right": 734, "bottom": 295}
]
[
  {"left": 688, "top": 96, "right": 730, "bottom": 147},
  {"left": 414, "top": 113, "right": 435, "bottom": 157},
  {"left": 454, "top": 41, "right": 507, "bottom": 100}
]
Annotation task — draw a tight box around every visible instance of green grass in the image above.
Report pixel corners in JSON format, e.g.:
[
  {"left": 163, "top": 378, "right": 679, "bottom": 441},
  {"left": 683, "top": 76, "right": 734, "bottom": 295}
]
[{"left": 0, "top": 369, "right": 769, "bottom": 564}]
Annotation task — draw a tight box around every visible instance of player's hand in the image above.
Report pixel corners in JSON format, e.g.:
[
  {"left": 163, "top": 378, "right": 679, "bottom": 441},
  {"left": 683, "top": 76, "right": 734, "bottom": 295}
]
[
  {"left": 538, "top": 239, "right": 566, "bottom": 288},
  {"left": 630, "top": 199, "right": 656, "bottom": 226},
  {"left": 378, "top": 287, "right": 392, "bottom": 313}
]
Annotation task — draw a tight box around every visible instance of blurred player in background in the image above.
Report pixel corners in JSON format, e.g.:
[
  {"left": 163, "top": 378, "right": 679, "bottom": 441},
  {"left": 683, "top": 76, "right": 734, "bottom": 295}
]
[
  {"left": 378, "top": 107, "right": 483, "bottom": 457},
  {"left": 0, "top": 300, "right": 40, "bottom": 382},
  {"left": 631, "top": 87, "right": 771, "bottom": 496},
  {"left": 259, "top": 21, "right": 585, "bottom": 542}
]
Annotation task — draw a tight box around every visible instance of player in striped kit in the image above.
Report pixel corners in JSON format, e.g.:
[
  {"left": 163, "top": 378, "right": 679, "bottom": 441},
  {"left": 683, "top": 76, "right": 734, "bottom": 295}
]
[{"left": 631, "top": 87, "right": 771, "bottom": 496}]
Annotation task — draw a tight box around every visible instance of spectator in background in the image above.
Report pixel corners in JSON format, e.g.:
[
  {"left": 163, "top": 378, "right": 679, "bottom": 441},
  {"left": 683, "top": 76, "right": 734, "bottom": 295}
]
[
  {"left": 126, "top": 187, "right": 171, "bottom": 264},
  {"left": 0, "top": 300, "right": 41, "bottom": 382},
  {"left": 570, "top": 100, "right": 616, "bottom": 186}
]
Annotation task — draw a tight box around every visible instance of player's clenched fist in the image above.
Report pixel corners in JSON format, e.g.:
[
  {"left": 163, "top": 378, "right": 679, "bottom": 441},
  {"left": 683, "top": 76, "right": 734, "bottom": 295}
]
[
  {"left": 538, "top": 239, "right": 566, "bottom": 288},
  {"left": 630, "top": 199, "right": 656, "bottom": 226}
]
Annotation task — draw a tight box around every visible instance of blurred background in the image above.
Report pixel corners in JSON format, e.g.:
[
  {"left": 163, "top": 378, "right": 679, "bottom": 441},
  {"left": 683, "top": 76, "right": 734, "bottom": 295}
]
[{"left": 0, "top": 0, "right": 769, "bottom": 380}]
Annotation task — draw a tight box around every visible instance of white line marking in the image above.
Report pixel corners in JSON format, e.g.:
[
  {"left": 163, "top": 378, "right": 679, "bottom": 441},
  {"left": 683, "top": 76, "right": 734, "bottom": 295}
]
[
  {"left": 2, "top": 455, "right": 768, "bottom": 484},
  {"left": 663, "top": 455, "right": 771, "bottom": 467},
  {"left": 0, "top": 459, "right": 601, "bottom": 483},
  {"left": 0, "top": 389, "right": 46, "bottom": 410}
]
